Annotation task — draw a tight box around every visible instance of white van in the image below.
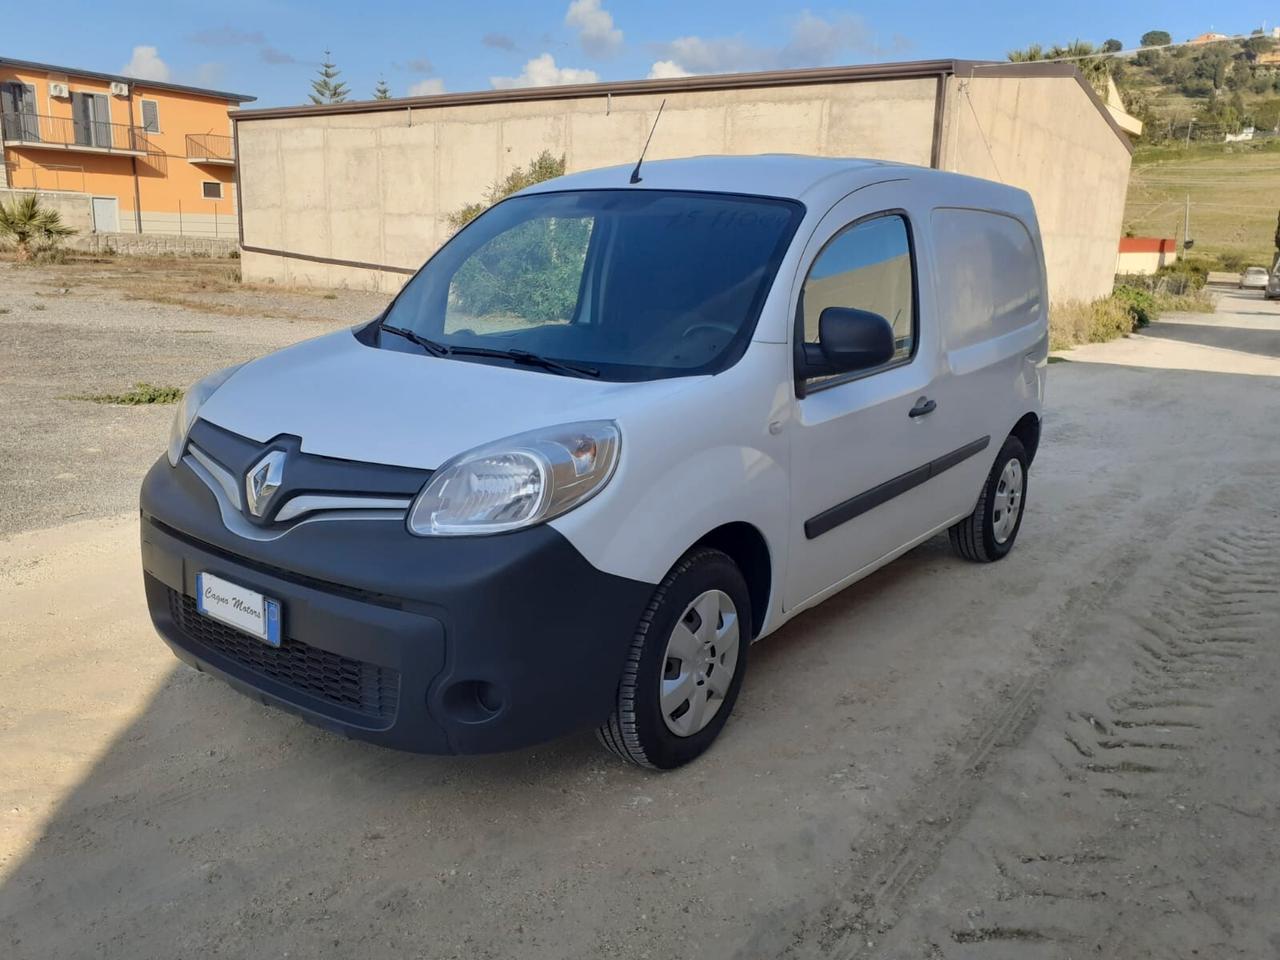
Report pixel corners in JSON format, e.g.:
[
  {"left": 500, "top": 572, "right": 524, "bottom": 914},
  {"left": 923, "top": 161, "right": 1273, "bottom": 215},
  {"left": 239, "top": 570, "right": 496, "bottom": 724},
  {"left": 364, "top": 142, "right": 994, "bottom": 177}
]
[{"left": 141, "top": 156, "right": 1047, "bottom": 769}]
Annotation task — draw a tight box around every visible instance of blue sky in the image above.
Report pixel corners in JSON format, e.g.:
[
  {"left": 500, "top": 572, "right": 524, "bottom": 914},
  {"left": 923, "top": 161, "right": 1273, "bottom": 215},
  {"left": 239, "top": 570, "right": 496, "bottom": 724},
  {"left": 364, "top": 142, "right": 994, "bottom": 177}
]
[{"left": 4, "top": 1, "right": 1273, "bottom": 106}]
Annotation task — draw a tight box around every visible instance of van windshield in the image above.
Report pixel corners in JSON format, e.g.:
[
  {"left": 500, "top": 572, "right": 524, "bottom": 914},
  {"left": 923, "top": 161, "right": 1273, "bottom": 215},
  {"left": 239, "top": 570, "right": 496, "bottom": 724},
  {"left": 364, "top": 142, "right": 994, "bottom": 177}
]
[{"left": 378, "top": 189, "right": 804, "bottom": 381}]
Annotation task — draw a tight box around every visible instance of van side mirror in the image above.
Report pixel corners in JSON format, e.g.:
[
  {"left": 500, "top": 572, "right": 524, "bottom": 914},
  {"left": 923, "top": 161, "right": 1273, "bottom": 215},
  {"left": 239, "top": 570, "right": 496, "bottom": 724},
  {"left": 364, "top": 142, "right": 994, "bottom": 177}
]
[{"left": 798, "top": 307, "right": 895, "bottom": 381}]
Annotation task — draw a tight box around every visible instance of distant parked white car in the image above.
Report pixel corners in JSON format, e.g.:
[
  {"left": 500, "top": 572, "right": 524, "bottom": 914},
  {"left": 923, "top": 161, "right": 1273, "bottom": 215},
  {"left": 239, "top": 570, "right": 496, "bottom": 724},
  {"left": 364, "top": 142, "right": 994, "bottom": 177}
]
[{"left": 1240, "top": 266, "right": 1269, "bottom": 289}]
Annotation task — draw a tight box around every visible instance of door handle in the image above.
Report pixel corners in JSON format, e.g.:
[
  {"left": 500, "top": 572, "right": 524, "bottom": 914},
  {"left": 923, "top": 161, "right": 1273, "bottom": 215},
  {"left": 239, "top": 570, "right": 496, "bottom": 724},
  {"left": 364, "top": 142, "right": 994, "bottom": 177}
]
[{"left": 908, "top": 397, "right": 937, "bottom": 418}]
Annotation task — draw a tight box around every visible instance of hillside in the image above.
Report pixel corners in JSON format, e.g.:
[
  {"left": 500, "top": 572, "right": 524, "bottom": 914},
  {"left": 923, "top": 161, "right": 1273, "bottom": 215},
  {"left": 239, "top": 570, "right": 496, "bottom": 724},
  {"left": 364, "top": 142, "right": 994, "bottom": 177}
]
[
  {"left": 1011, "top": 31, "right": 1280, "bottom": 268},
  {"left": 1124, "top": 139, "right": 1280, "bottom": 268}
]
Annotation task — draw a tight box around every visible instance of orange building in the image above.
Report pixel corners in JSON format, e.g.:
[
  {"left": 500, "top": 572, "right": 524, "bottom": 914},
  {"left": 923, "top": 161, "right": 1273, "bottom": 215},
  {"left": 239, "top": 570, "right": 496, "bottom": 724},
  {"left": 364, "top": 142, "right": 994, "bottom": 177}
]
[{"left": 1, "top": 57, "right": 254, "bottom": 237}]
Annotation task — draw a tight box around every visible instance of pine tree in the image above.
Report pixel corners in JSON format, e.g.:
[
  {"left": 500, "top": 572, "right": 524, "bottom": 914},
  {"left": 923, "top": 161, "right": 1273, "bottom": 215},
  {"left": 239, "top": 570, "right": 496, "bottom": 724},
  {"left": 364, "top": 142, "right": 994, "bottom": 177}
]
[
  {"left": 309, "top": 51, "right": 349, "bottom": 104},
  {"left": 373, "top": 77, "right": 391, "bottom": 100}
]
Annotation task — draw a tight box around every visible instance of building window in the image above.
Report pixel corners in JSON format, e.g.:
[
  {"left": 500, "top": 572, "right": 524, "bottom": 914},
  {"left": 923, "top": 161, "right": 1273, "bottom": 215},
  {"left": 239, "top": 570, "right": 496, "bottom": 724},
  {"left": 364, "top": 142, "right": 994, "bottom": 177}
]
[
  {"left": 140, "top": 99, "right": 160, "bottom": 133},
  {"left": 202, "top": 181, "right": 223, "bottom": 200}
]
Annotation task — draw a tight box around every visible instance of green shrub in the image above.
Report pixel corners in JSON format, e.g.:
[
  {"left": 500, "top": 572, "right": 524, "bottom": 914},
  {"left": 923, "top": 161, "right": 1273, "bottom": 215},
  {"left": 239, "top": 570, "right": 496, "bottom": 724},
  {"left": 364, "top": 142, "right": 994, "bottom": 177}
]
[
  {"left": 75, "top": 383, "right": 184, "bottom": 405},
  {"left": 1155, "top": 259, "right": 1208, "bottom": 290},
  {"left": 1113, "top": 284, "right": 1158, "bottom": 327},
  {"left": 447, "top": 151, "right": 566, "bottom": 233},
  {"left": 1218, "top": 250, "right": 1248, "bottom": 272}
]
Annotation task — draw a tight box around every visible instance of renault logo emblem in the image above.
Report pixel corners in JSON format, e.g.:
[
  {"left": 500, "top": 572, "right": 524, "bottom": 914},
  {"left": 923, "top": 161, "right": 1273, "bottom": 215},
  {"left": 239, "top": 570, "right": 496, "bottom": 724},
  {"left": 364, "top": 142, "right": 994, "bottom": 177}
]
[{"left": 245, "top": 450, "right": 286, "bottom": 518}]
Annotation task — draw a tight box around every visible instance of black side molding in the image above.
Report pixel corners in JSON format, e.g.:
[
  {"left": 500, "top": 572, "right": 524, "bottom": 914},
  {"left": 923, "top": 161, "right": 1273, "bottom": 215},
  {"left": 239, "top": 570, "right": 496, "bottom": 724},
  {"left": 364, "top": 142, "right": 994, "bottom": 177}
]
[{"left": 804, "top": 436, "right": 991, "bottom": 540}]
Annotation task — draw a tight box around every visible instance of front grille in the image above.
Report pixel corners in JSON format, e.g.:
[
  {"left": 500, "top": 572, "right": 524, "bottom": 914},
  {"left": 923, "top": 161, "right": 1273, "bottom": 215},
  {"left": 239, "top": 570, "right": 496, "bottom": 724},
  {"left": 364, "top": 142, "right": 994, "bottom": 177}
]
[{"left": 168, "top": 589, "right": 400, "bottom": 722}]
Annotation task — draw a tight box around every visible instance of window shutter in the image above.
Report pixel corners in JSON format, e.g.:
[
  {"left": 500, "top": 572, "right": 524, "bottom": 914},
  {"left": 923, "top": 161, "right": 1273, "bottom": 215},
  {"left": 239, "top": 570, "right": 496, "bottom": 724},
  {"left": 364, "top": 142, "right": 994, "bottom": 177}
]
[
  {"left": 141, "top": 100, "right": 159, "bottom": 133},
  {"left": 71, "top": 92, "right": 91, "bottom": 146}
]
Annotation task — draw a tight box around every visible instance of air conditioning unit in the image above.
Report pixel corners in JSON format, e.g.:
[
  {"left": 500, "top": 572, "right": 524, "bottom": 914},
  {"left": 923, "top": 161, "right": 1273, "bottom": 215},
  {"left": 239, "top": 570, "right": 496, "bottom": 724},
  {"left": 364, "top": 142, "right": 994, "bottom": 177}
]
[
  {"left": 109, "top": 81, "right": 130, "bottom": 97},
  {"left": 49, "top": 81, "right": 70, "bottom": 98}
]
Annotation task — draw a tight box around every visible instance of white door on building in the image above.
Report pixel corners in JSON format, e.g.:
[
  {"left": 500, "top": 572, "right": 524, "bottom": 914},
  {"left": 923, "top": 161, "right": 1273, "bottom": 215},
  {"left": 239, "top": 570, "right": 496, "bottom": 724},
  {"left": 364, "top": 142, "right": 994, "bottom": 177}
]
[{"left": 91, "top": 197, "right": 119, "bottom": 233}]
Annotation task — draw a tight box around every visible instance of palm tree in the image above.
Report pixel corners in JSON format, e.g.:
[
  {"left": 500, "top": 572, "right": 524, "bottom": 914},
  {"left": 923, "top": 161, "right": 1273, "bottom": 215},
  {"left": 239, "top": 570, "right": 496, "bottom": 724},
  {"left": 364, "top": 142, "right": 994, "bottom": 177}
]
[
  {"left": 0, "top": 194, "right": 76, "bottom": 261},
  {"left": 1008, "top": 40, "right": 1112, "bottom": 97}
]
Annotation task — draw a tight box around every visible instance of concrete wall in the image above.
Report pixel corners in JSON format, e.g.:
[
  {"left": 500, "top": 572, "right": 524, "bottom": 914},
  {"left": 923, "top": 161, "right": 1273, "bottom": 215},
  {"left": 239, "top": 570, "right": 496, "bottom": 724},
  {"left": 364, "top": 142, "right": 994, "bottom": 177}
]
[
  {"left": 69, "top": 232, "right": 238, "bottom": 257},
  {"left": 236, "top": 71, "right": 1132, "bottom": 303},
  {"left": 938, "top": 73, "right": 1133, "bottom": 302},
  {"left": 237, "top": 78, "right": 939, "bottom": 292},
  {"left": 0, "top": 187, "right": 93, "bottom": 234}
]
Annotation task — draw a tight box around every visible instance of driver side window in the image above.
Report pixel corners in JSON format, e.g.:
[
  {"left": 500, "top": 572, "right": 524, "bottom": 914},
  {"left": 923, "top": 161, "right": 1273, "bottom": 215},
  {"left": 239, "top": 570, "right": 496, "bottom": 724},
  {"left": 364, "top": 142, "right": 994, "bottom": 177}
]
[{"left": 800, "top": 213, "right": 916, "bottom": 378}]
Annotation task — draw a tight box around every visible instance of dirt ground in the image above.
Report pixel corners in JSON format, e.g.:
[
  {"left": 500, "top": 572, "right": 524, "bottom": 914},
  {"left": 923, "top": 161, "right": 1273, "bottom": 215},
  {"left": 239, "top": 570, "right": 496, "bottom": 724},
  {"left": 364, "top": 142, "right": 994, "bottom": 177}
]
[
  {"left": 1, "top": 263, "right": 1279, "bottom": 960},
  {"left": 0, "top": 257, "right": 384, "bottom": 535}
]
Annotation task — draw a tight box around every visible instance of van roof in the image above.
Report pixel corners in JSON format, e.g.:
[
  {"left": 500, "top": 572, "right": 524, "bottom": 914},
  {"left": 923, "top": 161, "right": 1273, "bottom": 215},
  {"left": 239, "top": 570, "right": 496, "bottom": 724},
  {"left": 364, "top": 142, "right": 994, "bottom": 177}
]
[{"left": 520, "top": 154, "right": 1024, "bottom": 208}]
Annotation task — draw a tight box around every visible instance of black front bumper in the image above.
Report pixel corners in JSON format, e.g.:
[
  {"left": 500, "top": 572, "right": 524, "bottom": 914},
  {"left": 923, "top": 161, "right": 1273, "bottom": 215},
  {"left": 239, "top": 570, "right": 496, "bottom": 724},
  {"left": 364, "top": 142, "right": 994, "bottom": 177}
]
[{"left": 140, "top": 455, "right": 653, "bottom": 754}]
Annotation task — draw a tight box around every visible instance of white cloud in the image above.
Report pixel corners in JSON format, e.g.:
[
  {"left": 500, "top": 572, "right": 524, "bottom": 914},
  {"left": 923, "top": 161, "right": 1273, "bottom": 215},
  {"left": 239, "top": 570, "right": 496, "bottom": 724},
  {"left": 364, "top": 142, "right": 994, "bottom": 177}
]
[
  {"left": 408, "top": 77, "right": 446, "bottom": 96},
  {"left": 565, "top": 0, "right": 623, "bottom": 58},
  {"left": 491, "top": 53, "right": 598, "bottom": 89},
  {"left": 647, "top": 59, "right": 694, "bottom": 79},
  {"left": 780, "top": 11, "right": 872, "bottom": 67},
  {"left": 650, "top": 11, "right": 898, "bottom": 77},
  {"left": 120, "top": 45, "right": 171, "bottom": 82},
  {"left": 654, "top": 35, "right": 756, "bottom": 74},
  {"left": 191, "top": 62, "right": 226, "bottom": 87}
]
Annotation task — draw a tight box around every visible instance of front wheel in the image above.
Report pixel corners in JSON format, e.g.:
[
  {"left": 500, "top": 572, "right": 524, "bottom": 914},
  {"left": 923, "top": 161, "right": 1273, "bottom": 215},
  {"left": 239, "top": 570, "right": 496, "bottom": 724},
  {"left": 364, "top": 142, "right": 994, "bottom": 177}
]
[
  {"left": 949, "top": 435, "right": 1029, "bottom": 562},
  {"left": 597, "top": 548, "right": 751, "bottom": 769}
]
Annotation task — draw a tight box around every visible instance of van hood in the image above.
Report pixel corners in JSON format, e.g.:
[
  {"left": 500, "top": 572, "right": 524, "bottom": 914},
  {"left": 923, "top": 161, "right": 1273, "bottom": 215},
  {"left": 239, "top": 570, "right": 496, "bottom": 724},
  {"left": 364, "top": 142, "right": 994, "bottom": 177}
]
[{"left": 196, "top": 329, "right": 700, "bottom": 470}]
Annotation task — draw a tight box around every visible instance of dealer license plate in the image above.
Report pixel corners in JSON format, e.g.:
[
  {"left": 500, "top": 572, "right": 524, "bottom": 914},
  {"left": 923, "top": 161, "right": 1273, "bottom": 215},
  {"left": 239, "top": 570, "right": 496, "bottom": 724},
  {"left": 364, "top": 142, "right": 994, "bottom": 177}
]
[{"left": 195, "top": 572, "right": 282, "bottom": 647}]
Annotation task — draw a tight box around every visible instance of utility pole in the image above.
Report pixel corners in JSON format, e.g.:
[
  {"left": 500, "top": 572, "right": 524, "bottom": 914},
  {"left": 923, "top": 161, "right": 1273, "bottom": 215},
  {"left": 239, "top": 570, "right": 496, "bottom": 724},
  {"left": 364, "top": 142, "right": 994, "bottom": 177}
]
[
  {"left": 1185, "top": 118, "right": 1195, "bottom": 147},
  {"left": 1184, "top": 193, "right": 1191, "bottom": 250}
]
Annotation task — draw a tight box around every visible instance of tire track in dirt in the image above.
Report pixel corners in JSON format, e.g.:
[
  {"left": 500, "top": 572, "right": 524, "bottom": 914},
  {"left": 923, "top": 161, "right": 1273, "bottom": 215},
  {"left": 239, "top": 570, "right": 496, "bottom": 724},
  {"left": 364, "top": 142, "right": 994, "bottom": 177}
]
[
  {"left": 893, "top": 492, "right": 1280, "bottom": 956},
  {"left": 740, "top": 495, "right": 1184, "bottom": 960},
  {"left": 750, "top": 483, "right": 1279, "bottom": 960}
]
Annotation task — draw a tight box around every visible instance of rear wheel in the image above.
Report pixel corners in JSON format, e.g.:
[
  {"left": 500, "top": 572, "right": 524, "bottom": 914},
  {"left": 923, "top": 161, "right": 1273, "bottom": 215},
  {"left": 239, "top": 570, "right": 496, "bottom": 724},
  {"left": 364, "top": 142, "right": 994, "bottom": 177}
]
[
  {"left": 949, "top": 435, "right": 1028, "bottom": 562},
  {"left": 597, "top": 548, "right": 751, "bottom": 769}
]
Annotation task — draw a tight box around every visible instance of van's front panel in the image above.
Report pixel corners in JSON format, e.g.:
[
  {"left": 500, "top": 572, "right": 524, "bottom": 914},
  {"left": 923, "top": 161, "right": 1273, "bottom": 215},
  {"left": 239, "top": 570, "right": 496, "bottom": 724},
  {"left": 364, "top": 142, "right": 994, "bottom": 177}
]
[{"left": 139, "top": 427, "right": 654, "bottom": 754}]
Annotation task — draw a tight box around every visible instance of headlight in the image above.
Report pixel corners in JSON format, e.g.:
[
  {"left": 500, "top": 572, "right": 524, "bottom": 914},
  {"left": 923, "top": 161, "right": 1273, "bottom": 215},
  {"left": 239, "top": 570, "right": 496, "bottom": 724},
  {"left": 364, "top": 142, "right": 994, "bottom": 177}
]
[
  {"left": 167, "top": 363, "right": 246, "bottom": 466},
  {"left": 407, "top": 421, "right": 620, "bottom": 536}
]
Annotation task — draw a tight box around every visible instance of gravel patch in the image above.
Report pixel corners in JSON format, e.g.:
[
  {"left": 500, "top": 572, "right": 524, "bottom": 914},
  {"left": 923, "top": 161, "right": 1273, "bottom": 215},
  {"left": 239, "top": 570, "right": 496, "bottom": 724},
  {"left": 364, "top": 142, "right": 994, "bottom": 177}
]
[{"left": 0, "top": 258, "right": 389, "bottom": 536}]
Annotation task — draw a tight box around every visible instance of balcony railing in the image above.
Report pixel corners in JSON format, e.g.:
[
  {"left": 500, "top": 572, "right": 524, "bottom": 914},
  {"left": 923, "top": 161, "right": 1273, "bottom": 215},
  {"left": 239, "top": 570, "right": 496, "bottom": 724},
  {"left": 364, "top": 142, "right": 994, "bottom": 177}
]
[
  {"left": 1, "top": 112, "right": 147, "bottom": 155},
  {"left": 185, "top": 133, "right": 235, "bottom": 165}
]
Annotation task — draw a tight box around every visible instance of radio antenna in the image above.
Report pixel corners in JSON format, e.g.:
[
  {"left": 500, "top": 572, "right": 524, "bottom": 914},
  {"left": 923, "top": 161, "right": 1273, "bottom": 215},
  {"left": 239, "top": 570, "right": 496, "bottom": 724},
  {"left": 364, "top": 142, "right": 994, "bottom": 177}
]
[{"left": 629, "top": 99, "right": 666, "bottom": 184}]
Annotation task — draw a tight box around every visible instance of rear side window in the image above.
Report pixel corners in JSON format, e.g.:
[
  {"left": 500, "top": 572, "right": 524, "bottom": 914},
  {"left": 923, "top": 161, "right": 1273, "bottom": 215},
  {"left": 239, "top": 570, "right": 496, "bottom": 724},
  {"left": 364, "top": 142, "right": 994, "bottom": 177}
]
[
  {"left": 930, "top": 208, "right": 1042, "bottom": 351},
  {"left": 800, "top": 213, "right": 915, "bottom": 373}
]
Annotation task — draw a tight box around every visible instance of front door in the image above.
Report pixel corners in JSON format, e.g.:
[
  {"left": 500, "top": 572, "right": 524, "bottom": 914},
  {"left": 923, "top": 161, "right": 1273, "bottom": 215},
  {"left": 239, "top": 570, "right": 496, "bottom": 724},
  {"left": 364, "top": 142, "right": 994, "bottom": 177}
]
[
  {"left": 783, "top": 184, "right": 957, "bottom": 610},
  {"left": 91, "top": 197, "right": 119, "bottom": 233}
]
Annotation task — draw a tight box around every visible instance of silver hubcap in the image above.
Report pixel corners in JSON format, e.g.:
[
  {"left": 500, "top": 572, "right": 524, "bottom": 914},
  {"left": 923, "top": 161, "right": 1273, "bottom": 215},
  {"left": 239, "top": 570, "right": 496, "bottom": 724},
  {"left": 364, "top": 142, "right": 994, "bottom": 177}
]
[
  {"left": 992, "top": 457, "right": 1024, "bottom": 544},
  {"left": 660, "top": 590, "right": 740, "bottom": 737}
]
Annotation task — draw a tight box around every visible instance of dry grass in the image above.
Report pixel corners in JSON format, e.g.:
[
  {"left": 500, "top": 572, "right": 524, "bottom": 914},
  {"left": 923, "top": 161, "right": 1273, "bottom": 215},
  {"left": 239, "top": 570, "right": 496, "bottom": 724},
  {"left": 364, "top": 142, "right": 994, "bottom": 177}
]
[
  {"left": 1124, "top": 140, "right": 1280, "bottom": 268},
  {"left": 120, "top": 291, "right": 265, "bottom": 318},
  {"left": 1153, "top": 288, "right": 1215, "bottom": 313},
  {"left": 1049, "top": 297, "right": 1135, "bottom": 351},
  {"left": 4, "top": 253, "right": 379, "bottom": 323}
]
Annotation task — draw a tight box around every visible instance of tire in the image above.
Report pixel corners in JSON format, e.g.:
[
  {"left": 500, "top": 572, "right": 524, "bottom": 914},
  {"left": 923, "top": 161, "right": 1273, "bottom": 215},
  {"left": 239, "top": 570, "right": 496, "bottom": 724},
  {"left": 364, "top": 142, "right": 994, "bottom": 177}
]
[
  {"left": 949, "top": 435, "right": 1029, "bottom": 563},
  {"left": 597, "top": 548, "right": 751, "bottom": 770}
]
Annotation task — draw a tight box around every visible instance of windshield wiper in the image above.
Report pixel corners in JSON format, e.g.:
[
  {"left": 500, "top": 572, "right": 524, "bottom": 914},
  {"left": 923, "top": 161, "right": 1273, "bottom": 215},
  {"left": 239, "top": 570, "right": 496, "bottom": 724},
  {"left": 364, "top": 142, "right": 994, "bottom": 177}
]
[
  {"left": 379, "top": 323, "right": 451, "bottom": 357},
  {"left": 446, "top": 345, "right": 601, "bottom": 379},
  {"left": 380, "top": 324, "right": 599, "bottom": 378}
]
